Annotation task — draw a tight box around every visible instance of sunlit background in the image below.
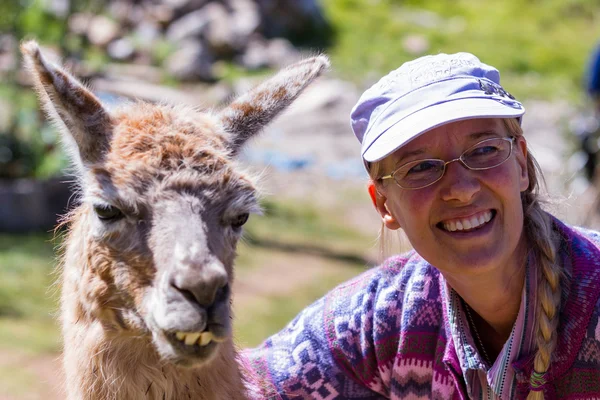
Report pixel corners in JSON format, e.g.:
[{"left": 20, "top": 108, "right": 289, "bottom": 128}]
[{"left": 1, "top": 0, "right": 600, "bottom": 398}]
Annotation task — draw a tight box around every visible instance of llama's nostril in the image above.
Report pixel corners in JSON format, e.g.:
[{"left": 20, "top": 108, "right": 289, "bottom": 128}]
[
  {"left": 171, "top": 285, "right": 199, "bottom": 305},
  {"left": 170, "top": 278, "right": 228, "bottom": 308}
]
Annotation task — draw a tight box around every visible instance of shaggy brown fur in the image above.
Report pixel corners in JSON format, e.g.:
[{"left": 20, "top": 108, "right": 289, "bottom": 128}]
[{"left": 21, "top": 40, "right": 328, "bottom": 399}]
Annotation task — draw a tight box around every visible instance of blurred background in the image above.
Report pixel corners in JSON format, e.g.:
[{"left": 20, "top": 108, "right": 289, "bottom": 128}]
[{"left": 1, "top": 0, "right": 600, "bottom": 398}]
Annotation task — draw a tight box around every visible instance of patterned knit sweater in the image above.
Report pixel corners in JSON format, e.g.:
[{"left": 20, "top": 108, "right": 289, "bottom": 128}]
[{"left": 241, "top": 217, "right": 600, "bottom": 399}]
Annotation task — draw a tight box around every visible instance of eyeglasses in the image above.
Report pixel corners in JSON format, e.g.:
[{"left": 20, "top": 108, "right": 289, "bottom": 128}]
[{"left": 381, "top": 137, "right": 516, "bottom": 190}]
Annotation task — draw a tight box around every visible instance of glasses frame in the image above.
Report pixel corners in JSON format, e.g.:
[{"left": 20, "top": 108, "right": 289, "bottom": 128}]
[{"left": 380, "top": 136, "right": 516, "bottom": 190}]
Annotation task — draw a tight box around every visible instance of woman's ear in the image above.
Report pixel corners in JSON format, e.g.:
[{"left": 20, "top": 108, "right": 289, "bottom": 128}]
[{"left": 368, "top": 182, "right": 401, "bottom": 230}]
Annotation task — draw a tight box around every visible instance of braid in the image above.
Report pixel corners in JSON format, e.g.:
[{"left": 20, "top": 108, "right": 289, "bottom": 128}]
[
  {"left": 523, "top": 195, "right": 562, "bottom": 399},
  {"left": 502, "top": 119, "right": 564, "bottom": 399}
]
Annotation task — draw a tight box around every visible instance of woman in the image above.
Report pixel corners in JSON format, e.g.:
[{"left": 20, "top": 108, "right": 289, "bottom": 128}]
[{"left": 243, "top": 53, "right": 600, "bottom": 399}]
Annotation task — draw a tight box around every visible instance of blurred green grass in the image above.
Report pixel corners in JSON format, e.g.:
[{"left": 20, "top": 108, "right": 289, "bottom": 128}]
[
  {"left": 0, "top": 234, "right": 61, "bottom": 354},
  {"left": 322, "top": 0, "right": 600, "bottom": 101}
]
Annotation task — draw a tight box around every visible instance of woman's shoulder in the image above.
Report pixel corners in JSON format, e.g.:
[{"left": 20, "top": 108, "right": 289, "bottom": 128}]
[
  {"left": 552, "top": 215, "right": 600, "bottom": 251},
  {"left": 330, "top": 249, "right": 441, "bottom": 300},
  {"left": 572, "top": 225, "right": 600, "bottom": 247},
  {"left": 323, "top": 249, "right": 445, "bottom": 330}
]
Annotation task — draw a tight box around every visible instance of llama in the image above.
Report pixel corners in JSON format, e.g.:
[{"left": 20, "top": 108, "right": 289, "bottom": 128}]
[{"left": 21, "top": 40, "right": 328, "bottom": 399}]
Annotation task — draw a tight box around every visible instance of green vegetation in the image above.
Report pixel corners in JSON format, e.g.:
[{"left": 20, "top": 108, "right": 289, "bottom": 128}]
[
  {"left": 321, "top": 0, "right": 600, "bottom": 101},
  {"left": 0, "top": 234, "right": 61, "bottom": 354}
]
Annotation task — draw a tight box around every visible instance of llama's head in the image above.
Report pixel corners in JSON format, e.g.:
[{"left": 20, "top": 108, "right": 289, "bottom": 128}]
[{"left": 22, "top": 41, "right": 328, "bottom": 367}]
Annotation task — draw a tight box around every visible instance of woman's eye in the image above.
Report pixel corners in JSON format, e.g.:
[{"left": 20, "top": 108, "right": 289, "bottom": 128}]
[
  {"left": 408, "top": 160, "right": 438, "bottom": 174},
  {"left": 470, "top": 145, "right": 499, "bottom": 157},
  {"left": 94, "top": 204, "right": 124, "bottom": 221},
  {"left": 231, "top": 213, "right": 249, "bottom": 229}
]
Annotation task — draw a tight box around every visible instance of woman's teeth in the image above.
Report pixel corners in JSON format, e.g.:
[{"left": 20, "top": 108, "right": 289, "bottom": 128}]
[{"left": 442, "top": 211, "right": 492, "bottom": 232}]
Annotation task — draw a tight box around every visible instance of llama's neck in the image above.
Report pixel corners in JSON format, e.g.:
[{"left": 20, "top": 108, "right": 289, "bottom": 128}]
[{"left": 60, "top": 215, "right": 247, "bottom": 400}]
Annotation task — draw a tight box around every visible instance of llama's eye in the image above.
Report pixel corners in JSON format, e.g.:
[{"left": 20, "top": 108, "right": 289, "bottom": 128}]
[
  {"left": 94, "top": 204, "right": 124, "bottom": 221},
  {"left": 231, "top": 213, "right": 249, "bottom": 229}
]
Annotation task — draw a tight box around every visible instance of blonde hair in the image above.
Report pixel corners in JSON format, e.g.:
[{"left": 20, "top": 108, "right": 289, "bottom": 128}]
[{"left": 367, "top": 119, "right": 563, "bottom": 398}]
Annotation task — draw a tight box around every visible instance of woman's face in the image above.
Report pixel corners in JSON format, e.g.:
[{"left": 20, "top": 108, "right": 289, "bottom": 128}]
[{"left": 373, "top": 118, "right": 529, "bottom": 279}]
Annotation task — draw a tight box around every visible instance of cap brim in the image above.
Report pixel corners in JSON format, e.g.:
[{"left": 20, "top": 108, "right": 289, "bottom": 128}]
[{"left": 362, "top": 97, "right": 525, "bottom": 163}]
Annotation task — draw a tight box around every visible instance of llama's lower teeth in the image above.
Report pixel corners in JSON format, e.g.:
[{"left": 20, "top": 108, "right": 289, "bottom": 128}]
[
  {"left": 198, "top": 332, "right": 213, "bottom": 346},
  {"left": 184, "top": 332, "right": 201, "bottom": 346},
  {"left": 174, "top": 331, "right": 214, "bottom": 346}
]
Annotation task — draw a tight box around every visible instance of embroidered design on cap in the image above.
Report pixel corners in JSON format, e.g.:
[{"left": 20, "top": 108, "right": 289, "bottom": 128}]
[{"left": 479, "top": 79, "right": 516, "bottom": 100}]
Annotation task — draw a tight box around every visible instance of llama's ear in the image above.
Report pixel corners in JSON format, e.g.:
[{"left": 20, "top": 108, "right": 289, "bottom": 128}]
[
  {"left": 21, "top": 40, "right": 112, "bottom": 170},
  {"left": 219, "top": 55, "right": 330, "bottom": 155}
]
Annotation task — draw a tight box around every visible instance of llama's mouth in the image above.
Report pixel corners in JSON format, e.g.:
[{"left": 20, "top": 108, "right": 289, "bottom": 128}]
[
  {"left": 173, "top": 330, "right": 226, "bottom": 347},
  {"left": 163, "top": 328, "right": 228, "bottom": 365}
]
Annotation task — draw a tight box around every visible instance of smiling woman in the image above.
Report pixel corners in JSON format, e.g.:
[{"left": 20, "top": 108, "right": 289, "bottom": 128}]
[{"left": 242, "top": 53, "right": 600, "bottom": 399}]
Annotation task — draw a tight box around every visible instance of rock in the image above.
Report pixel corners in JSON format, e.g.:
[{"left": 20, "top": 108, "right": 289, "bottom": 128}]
[
  {"left": 164, "top": 40, "right": 215, "bottom": 81},
  {"left": 87, "top": 15, "right": 121, "bottom": 47},
  {"left": 165, "top": 9, "right": 210, "bottom": 42},
  {"left": 203, "top": 2, "right": 240, "bottom": 56},
  {"left": 107, "top": 38, "right": 136, "bottom": 61},
  {"left": 254, "top": 0, "right": 329, "bottom": 40},
  {"left": 238, "top": 36, "right": 300, "bottom": 70},
  {"left": 265, "top": 38, "right": 300, "bottom": 68},
  {"left": 44, "top": 0, "right": 69, "bottom": 18},
  {"left": 167, "top": 0, "right": 210, "bottom": 20},
  {"left": 144, "top": 4, "right": 175, "bottom": 26},
  {"left": 104, "top": 63, "right": 164, "bottom": 83},
  {"left": 107, "top": 1, "right": 134, "bottom": 25},
  {"left": 134, "top": 19, "right": 162, "bottom": 50},
  {"left": 68, "top": 13, "right": 93, "bottom": 35},
  {"left": 238, "top": 36, "right": 270, "bottom": 70},
  {"left": 0, "top": 35, "right": 17, "bottom": 72},
  {"left": 402, "top": 34, "right": 429, "bottom": 55},
  {"left": 163, "top": 0, "right": 193, "bottom": 8},
  {"left": 230, "top": 0, "right": 261, "bottom": 39}
]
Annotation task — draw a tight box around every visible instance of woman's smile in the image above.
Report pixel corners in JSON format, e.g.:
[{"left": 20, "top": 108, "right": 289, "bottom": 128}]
[{"left": 439, "top": 209, "right": 495, "bottom": 232}]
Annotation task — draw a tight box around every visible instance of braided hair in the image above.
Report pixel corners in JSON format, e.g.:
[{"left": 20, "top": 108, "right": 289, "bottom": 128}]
[{"left": 503, "top": 119, "right": 562, "bottom": 399}]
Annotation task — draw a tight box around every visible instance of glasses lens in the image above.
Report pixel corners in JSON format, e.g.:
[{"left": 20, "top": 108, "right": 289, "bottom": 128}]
[
  {"left": 462, "top": 138, "right": 512, "bottom": 169},
  {"left": 395, "top": 159, "right": 445, "bottom": 189}
]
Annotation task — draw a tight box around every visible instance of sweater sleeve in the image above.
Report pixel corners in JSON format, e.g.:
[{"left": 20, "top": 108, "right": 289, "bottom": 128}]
[{"left": 241, "top": 255, "right": 413, "bottom": 399}]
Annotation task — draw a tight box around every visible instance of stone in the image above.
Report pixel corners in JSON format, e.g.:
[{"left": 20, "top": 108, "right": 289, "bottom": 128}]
[
  {"left": 254, "top": 0, "right": 329, "bottom": 39},
  {"left": 68, "top": 12, "right": 93, "bottom": 35},
  {"left": 164, "top": 40, "right": 215, "bottom": 81},
  {"left": 230, "top": 0, "right": 261, "bottom": 39},
  {"left": 238, "top": 37, "right": 269, "bottom": 70},
  {"left": 134, "top": 19, "right": 162, "bottom": 50},
  {"left": 44, "top": 0, "right": 69, "bottom": 18},
  {"left": 165, "top": 9, "right": 210, "bottom": 42},
  {"left": 145, "top": 4, "right": 175, "bottom": 26},
  {"left": 0, "top": 35, "right": 16, "bottom": 72},
  {"left": 107, "top": 1, "right": 134, "bottom": 25},
  {"left": 203, "top": 2, "right": 239, "bottom": 56},
  {"left": 107, "top": 38, "right": 136, "bottom": 61},
  {"left": 239, "top": 36, "right": 299, "bottom": 70},
  {"left": 87, "top": 15, "right": 121, "bottom": 47},
  {"left": 265, "top": 38, "right": 300, "bottom": 68}
]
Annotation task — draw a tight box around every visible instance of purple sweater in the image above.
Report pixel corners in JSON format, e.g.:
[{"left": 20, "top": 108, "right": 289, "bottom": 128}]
[{"left": 241, "top": 218, "right": 600, "bottom": 399}]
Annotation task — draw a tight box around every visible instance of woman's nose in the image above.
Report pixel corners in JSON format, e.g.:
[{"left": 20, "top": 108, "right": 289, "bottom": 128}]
[{"left": 439, "top": 161, "right": 481, "bottom": 203}]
